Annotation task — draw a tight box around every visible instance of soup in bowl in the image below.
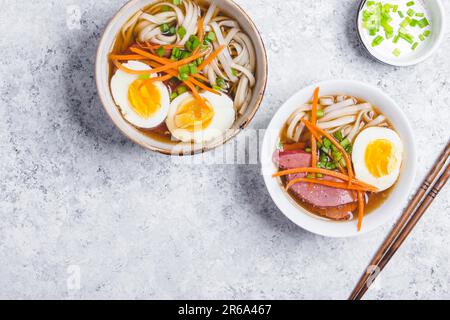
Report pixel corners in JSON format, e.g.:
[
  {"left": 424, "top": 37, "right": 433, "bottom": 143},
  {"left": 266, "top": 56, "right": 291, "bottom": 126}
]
[
  {"left": 262, "top": 80, "right": 416, "bottom": 237},
  {"left": 96, "top": 0, "right": 267, "bottom": 155}
]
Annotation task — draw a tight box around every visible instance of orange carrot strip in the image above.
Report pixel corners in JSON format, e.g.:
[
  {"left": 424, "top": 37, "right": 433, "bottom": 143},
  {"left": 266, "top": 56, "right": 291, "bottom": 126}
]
[
  {"left": 188, "top": 77, "right": 221, "bottom": 95},
  {"left": 285, "top": 177, "right": 373, "bottom": 192},
  {"left": 184, "top": 81, "right": 211, "bottom": 112},
  {"left": 112, "top": 60, "right": 153, "bottom": 75},
  {"left": 110, "top": 54, "right": 147, "bottom": 61},
  {"left": 273, "top": 167, "right": 377, "bottom": 192},
  {"left": 310, "top": 87, "right": 320, "bottom": 169},
  {"left": 302, "top": 119, "right": 354, "bottom": 183},
  {"left": 357, "top": 191, "right": 365, "bottom": 231},
  {"left": 130, "top": 47, "right": 207, "bottom": 75},
  {"left": 283, "top": 142, "right": 306, "bottom": 151},
  {"left": 193, "top": 18, "right": 204, "bottom": 55},
  {"left": 197, "top": 46, "right": 226, "bottom": 71}
]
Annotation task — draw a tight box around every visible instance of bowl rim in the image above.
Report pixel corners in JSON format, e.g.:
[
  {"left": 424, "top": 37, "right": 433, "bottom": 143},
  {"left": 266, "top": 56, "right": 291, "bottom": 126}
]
[
  {"left": 95, "top": 0, "right": 268, "bottom": 156},
  {"left": 356, "top": 0, "right": 446, "bottom": 67},
  {"left": 261, "top": 79, "right": 417, "bottom": 238}
]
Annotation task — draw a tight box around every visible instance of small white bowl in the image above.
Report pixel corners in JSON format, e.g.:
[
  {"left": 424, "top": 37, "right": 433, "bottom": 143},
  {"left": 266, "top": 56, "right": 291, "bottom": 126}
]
[
  {"left": 356, "top": 0, "right": 446, "bottom": 67},
  {"left": 261, "top": 80, "right": 417, "bottom": 238}
]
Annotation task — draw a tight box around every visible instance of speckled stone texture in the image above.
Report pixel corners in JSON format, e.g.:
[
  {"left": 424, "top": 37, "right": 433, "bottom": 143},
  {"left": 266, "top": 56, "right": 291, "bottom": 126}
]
[{"left": 0, "top": 0, "right": 449, "bottom": 300}]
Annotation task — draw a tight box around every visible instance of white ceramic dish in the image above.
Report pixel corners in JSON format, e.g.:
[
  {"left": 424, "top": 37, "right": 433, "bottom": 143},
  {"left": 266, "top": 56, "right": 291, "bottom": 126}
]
[
  {"left": 356, "top": 0, "right": 446, "bottom": 67},
  {"left": 261, "top": 80, "right": 417, "bottom": 238},
  {"left": 96, "top": 0, "right": 267, "bottom": 155}
]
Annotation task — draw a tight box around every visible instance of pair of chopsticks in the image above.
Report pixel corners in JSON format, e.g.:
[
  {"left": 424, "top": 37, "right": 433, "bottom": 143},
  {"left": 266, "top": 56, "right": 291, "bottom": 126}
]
[{"left": 349, "top": 141, "right": 450, "bottom": 300}]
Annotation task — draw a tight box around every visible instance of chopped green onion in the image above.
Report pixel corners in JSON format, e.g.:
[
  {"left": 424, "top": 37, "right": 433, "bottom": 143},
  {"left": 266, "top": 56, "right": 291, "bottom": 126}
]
[
  {"left": 205, "top": 32, "right": 216, "bottom": 43},
  {"left": 232, "top": 68, "right": 239, "bottom": 77},
  {"left": 398, "top": 10, "right": 404, "bottom": 18},
  {"left": 138, "top": 74, "right": 151, "bottom": 80},
  {"left": 419, "top": 34, "right": 425, "bottom": 41},
  {"left": 316, "top": 110, "right": 325, "bottom": 118},
  {"left": 306, "top": 174, "right": 315, "bottom": 179},
  {"left": 399, "top": 30, "right": 414, "bottom": 44},
  {"left": 406, "top": 1, "right": 415, "bottom": 6},
  {"left": 334, "top": 131, "right": 343, "bottom": 142},
  {"left": 160, "top": 23, "right": 170, "bottom": 33},
  {"left": 177, "top": 26, "right": 187, "bottom": 39},
  {"left": 415, "top": 12, "right": 425, "bottom": 17},
  {"left": 418, "top": 17, "right": 429, "bottom": 28},
  {"left": 371, "top": 35, "right": 384, "bottom": 47},
  {"left": 170, "top": 92, "right": 178, "bottom": 100},
  {"left": 400, "top": 17, "right": 411, "bottom": 28},
  {"left": 155, "top": 46, "right": 165, "bottom": 57},
  {"left": 424, "top": 30, "right": 431, "bottom": 37},
  {"left": 340, "top": 138, "right": 351, "bottom": 148},
  {"left": 212, "top": 85, "right": 222, "bottom": 91},
  {"left": 305, "top": 147, "right": 312, "bottom": 153},
  {"left": 176, "top": 86, "right": 187, "bottom": 95},
  {"left": 412, "top": 42, "right": 419, "bottom": 50},
  {"left": 323, "top": 138, "right": 332, "bottom": 149},
  {"left": 216, "top": 77, "right": 226, "bottom": 88},
  {"left": 188, "top": 63, "right": 198, "bottom": 75},
  {"left": 410, "top": 19, "right": 418, "bottom": 27},
  {"left": 393, "top": 35, "right": 400, "bottom": 44},
  {"left": 189, "top": 35, "right": 200, "bottom": 51},
  {"left": 393, "top": 5, "right": 398, "bottom": 13},
  {"left": 316, "top": 173, "right": 324, "bottom": 178},
  {"left": 173, "top": 0, "right": 182, "bottom": 5},
  {"left": 407, "top": 9, "right": 415, "bottom": 17},
  {"left": 392, "top": 48, "right": 401, "bottom": 57}
]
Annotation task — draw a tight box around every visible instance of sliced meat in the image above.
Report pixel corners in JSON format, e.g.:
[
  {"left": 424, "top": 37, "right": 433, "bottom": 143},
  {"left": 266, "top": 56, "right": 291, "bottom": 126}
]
[
  {"left": 273, "top": 150, "right": 311, "bottom": 169},
  {"left": 274, "top": 149, "right": 357, "bottom": 221}
]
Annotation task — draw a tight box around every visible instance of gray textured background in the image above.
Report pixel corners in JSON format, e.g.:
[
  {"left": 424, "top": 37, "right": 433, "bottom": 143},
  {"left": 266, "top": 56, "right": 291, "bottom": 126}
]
[{"left": 0, "top": 0, "right": 449, "bottom": 300}]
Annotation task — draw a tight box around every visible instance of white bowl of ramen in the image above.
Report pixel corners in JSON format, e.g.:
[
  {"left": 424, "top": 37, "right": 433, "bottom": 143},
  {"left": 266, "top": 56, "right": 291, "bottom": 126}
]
[
  {"left": 96, "top": 0, "right": 267, "bottom": 155},
  {"left": 261, "top": 80, "right": 417, "bottom": 237}
]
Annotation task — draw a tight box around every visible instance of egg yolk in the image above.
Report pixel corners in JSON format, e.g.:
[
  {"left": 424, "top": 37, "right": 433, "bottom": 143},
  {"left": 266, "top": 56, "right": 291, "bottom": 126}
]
[
  {"left": 365, "top": 139, "right": 398, "bottom": 178},
  {"left": 174, "top": 98, "right": 215, "bottom": 132},
  {"left": 128, "top": 79, "right": 161, "bottom": 118}
]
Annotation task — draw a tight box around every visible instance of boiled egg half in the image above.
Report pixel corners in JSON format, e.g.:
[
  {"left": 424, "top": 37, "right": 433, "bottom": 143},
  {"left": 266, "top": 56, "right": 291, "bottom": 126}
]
[
  {"left": 110, "top": 60, "right": 170, "bottom": 129},
  {"left": 352, "top": 127, "right": 403, "bottom": 192},
  {"left": 166, "top": 91, "right": 236, "bottom": 143}
]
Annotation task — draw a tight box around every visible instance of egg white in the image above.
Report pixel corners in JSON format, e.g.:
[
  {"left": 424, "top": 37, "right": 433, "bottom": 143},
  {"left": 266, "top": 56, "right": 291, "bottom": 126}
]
[
  {"left": 166, "top": 91, "right": 236, "bottom": 143},
  {"left": 110, "top": 60, "right": 170, "bottom": 129},
  {"left": 352, "top": 127, "right": 403, "bottom": 192}
]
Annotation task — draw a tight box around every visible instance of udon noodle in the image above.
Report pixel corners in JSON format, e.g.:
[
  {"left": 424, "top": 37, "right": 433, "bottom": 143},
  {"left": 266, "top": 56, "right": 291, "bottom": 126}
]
[{"left": 116, "top": 0, "right": 256, "bottom": 115}]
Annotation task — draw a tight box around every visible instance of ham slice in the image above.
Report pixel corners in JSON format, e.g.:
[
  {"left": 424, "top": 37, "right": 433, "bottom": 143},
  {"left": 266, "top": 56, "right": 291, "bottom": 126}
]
[{"left": 274, "top": 149, "right": 357, "bottom": 221}]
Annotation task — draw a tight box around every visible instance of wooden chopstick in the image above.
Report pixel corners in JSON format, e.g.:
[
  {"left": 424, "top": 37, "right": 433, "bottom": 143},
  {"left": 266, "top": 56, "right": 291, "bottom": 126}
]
[{"left": 349, "top": 141, "right": 450, "bottom": 300}]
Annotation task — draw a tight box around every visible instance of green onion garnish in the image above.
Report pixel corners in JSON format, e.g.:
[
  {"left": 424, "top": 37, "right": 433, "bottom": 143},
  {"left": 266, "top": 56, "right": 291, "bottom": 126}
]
[
  {"left": 415, "top": 12, "right": 425, "bottom": 17},
  {"left": 173, "top": 0, "right": 182, "bottom": 5},
  {"left": 418, "top": 17, "right": 429, "bottom": 28},
  {"left": 316, "top": 173, "right": 324, "bottom": 178},
  {"left": 316, "top": 110, "right": 325, "bottom": 118},
  {"left": 419, "top": 34, "right": 425, "bottom": 41},
  {"left": 398, "top": 10, "right": 404, "bottom": 18},
  {"left": 170, "top": 92, "right": 178, "bottom": 100},
  {"left": 305, "top": 147, "right": 312, "bottom": 153},
  {"left": 138, "top": 74, "right": 151, "bottom": 80},
  {"left": 155, "top": 46, "right": 165, "bottom": 57},
  {"left": 205, "top": 32, "right": 216, "bottom": 43},
  {"left": 412, "top": 42, "right": 419, "bottom": 50},
  {"left": 406, "top": 1, "right": 415, "bottom": 7},
  {"left": 371, "top": 35, "right": 384, "bottom": 47},
  {"left": 424, "top": 30, "right": 431, "bottom": 37},
  {"left": 407, "top": 8, "right": 415, "bottom": 17},
  {"left": 392, "top": 48, "right": 401, "bottom": 57},
  {"left": 177, "top": 26, "right": 187, "bottom": 39}
]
